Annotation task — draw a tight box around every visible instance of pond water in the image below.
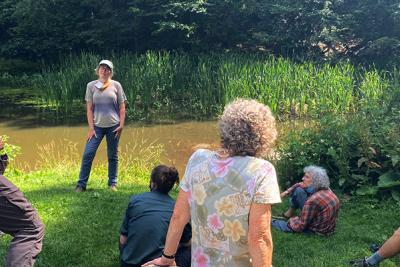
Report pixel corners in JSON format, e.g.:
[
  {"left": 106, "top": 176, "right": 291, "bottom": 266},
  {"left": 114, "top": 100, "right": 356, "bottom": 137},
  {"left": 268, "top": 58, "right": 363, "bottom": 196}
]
[
  {"left": 1, "top": 120, "right": 220, "bottom": 175},
  {"left": 0, "top": 87, "right": 305, "bottom": 175}
]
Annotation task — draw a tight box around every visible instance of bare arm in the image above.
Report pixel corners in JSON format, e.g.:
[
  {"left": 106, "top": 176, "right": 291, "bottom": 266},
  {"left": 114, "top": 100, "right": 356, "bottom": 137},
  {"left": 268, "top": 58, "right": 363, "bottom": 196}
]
[
  {"left": 248, "top": 203, "right": 273, "bottom": 267},
  {"left": 86, "top": 102, "right": 96, "bottom": 141},
  {"left": 280, "top": 182, "right": 303, "bottom": 198},
  {"left": 119, "top": 234, "right": 128, "bottom": 252},
  {"left": 119, "top": 102, "right": 126, "bottom": 128},
  {"left": 113, "top": 102, "right": 126, "bottom": 138},
  {"left": 142, "top": 190, "right": 191, "bottom": 266},
  {"left": 87, "top": 102, "right": 94, "bottom": 129}
]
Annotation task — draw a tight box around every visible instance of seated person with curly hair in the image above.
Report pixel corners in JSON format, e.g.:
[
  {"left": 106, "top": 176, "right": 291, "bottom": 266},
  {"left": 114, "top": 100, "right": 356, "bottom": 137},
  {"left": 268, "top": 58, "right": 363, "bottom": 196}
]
[
  {"left": 272, "top": 165, "right": 340, "bottom": 236},
  {"left": 119, "top": 165, "right": 191, "bottom": 267}
]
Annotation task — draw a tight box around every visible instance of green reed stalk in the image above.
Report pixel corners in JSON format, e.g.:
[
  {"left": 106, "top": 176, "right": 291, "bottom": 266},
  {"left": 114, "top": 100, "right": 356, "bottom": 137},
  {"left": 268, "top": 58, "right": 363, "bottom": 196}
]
[{"left": 35, "top": 52, "right": 395, "bottom": 119}]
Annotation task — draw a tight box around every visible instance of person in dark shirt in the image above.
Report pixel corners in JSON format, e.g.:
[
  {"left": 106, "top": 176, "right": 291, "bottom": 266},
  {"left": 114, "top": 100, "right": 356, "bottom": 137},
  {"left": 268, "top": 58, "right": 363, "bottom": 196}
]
[
  {"left": 0, "top": 137, "right": 45, "bottom": 267},
  {"left": 119, "top": 165, "right": 191, "bottom": 267}
]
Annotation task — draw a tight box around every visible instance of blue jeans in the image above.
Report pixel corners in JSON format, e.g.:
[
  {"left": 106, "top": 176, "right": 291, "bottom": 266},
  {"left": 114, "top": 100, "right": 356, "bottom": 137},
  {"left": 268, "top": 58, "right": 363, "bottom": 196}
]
[
  {"left": 272, "top": 219, "right": 314, "bottom": 234},
  {"left": 77, "top": 124, "right": 120, "bottom": 188},
  {"left": 272, "top": 187, "right": 315, "bottom": 234},
  {"left": 290, "top": 187, "right": 313, "bottom": 210},
  {"left": 272, "top": 219, "right": 294, "bottom": 232}
]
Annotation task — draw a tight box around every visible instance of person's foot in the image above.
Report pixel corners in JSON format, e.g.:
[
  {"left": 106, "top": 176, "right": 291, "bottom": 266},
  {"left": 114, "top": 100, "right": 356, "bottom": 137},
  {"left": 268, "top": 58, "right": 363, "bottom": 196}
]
[
  {"left": 369, "top": 243, "right": 380, "bottom": 253},
  {"left": 282, "top": 210, "right": 293, "bottom": 219},
  {"left": 109, "top": 185, "right": 118, "bottom": 192},
  {"left": 350, "top": 258, "right": 378, "bottom": 266},
  {"left": 75, "top": 185, "right": 86, "bottom": 192}
]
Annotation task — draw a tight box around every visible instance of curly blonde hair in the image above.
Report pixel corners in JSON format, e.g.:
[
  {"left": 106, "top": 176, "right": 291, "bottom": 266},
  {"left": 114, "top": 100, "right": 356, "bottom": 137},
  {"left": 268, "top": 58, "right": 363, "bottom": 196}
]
[{"left": 219, "top": 98, "right": 277, "bottom": 157}]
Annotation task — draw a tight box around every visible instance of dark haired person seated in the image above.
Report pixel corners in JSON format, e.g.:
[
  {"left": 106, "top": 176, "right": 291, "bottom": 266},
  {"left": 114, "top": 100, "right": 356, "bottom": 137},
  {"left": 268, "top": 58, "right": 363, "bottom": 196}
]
[
  {"left": 272, "top": 165, "right": 340, "bottom": 236},
  {"left": 119, "top": 165, "right": 191, "bottom": 267},
  {"left": 0, "top": 138, "right": 45, "bottom": 267}
]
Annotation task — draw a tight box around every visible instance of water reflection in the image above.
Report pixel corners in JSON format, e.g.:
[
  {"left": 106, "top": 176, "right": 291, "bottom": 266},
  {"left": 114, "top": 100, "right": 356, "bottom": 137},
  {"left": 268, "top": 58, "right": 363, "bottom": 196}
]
[{"left": 1, "top": 121, "right": 220, "bottom": 175}]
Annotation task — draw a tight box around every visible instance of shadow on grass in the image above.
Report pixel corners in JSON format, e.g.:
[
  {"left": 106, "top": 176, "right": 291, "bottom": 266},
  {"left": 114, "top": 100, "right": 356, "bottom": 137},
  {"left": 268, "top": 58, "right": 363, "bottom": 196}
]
[{"left": 0, "top": 183, "right": 148, "bottom": 267}]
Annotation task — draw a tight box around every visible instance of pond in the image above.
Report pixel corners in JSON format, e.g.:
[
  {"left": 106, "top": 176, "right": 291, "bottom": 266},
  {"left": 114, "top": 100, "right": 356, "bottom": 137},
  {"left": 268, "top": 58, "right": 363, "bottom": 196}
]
[
  {"left": 0, "top": 88, "right": 305, "bottom": 175},
  {"left": 0, "top": 120, "right": 220, "bottom": 175}
]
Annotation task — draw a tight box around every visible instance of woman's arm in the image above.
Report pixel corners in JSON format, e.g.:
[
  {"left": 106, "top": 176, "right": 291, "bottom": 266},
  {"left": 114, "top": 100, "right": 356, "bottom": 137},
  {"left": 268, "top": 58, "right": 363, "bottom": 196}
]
[
  {"left": 142, "top": 190, "right": 190, "bottom": 266},
  {"left": 248, "top": 203, "right": 273, "bottom": 267},
  {"left": 280, "top": 182, "right": 303, "bottom": 198},
  {"left": 113, "top": 102, "right": 126, "bottom": 138},
  {"left": 119, "top": 234, "right": 127, "bottom": 252},
  {"left": 86, "top": 102, "right": 96, "bottom": 141}
]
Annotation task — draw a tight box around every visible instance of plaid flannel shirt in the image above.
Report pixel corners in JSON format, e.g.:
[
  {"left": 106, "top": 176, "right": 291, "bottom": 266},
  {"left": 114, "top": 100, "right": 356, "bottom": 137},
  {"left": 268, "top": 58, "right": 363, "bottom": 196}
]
[{"left": 288, "top": 189, "right": 340, "bottom": 235}]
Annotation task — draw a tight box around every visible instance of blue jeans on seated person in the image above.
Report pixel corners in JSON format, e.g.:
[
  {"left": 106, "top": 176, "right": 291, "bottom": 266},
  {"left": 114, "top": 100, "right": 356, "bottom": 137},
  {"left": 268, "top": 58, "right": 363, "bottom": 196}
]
[
  {"left": 290, "top": 186, "right": 314, "bottom": 210},
  {"left": 272, "top": 219, "right": 315, "bottom": 234},
  {"left": 272, "top": 187, "right": 315, "bottom": 234},
  {"left": 77, "top": 124, "right": 120, "bottom": 188},
  {"left": 272, "top": 219, "right": 294, "bottom": 232}
]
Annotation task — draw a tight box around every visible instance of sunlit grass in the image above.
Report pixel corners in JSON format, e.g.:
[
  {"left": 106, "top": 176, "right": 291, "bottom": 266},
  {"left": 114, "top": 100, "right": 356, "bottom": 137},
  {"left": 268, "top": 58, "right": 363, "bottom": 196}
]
[{"left": 1, "top": 142, "right": 399, "bottom": 266}]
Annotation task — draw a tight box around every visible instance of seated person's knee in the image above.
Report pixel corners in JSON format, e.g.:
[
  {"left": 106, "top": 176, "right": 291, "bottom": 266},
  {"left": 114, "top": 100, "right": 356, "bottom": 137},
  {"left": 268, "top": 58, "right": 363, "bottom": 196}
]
[{"left": 393, "top": 228, "right": 400, "bottom": 238}]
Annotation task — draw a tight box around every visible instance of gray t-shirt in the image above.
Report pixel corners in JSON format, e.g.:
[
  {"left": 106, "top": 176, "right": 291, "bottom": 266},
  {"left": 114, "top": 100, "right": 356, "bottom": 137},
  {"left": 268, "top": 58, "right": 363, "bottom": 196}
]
[{"left": 85, "top": 80, "right": 127, "bottom": 128}]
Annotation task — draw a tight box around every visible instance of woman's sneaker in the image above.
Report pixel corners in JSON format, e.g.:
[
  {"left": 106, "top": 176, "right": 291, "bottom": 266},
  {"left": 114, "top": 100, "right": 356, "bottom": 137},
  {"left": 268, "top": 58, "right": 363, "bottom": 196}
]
[
  {"left": 109, "top": 185, "right": 118, "bottom": 192},
  {"left": 350, "top": 258, "right": 378, "bottom": 266},
  {"left": 75, "top": 186, "right": 86, "bottom": 192}
]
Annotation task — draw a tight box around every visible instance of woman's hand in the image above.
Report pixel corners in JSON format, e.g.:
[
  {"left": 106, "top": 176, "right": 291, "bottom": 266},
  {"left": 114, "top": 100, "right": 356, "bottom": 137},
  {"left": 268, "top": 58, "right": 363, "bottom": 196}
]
[
  {"left": 141, "top": 256, "right": 175, "bottom": 266},
  {"left": 0, "top": 137, "right": 4, "bottom": 151},
  {"left": 297, "top": 182, "right": 306, "bottom": 188},
  {"left": 87, "top": 129, "right": 97, "bottom": 142},
  {"left": 113, "top": 125, "right": 123, "bottom": 138}
]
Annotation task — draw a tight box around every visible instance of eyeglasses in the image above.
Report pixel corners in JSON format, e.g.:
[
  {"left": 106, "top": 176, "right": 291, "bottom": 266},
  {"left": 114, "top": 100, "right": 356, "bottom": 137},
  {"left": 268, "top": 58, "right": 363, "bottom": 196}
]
[{"left": 99, "top": 65, "right": 111, "bottom": 72}]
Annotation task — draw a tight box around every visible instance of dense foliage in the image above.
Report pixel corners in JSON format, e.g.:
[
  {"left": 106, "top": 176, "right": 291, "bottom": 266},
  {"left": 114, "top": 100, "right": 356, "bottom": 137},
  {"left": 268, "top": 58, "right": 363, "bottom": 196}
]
[
  {"left": 0, "top": 0, "right": 399, "bottom": 66},
  {"left": 0, "top": 135, "right": 21, "bottom": 163},
  {"left": 275, "top": 87, "right": 400, "bottom": 202},
  {"left": 35, "top": 52, "right": 396, "bottom": 120}
]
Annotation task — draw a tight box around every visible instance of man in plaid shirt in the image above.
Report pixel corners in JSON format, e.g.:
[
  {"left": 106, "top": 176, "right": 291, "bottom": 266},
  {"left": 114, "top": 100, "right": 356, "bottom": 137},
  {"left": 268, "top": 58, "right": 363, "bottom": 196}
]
[{"left": 272, "top": 165, "right": 340, "bottom": 235}]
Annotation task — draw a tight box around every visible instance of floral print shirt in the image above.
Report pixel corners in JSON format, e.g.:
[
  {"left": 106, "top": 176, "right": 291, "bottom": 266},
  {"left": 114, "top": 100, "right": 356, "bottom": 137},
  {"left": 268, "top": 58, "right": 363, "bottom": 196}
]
[{"left": 180, "top": 149, "right": 281, "bottom": 267}]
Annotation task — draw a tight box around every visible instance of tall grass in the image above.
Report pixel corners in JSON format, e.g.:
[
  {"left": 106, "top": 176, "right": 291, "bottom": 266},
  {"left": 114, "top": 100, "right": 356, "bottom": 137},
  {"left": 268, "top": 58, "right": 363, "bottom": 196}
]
[{"left": 35, "top": 52, "right": 397, "bottom": 119}]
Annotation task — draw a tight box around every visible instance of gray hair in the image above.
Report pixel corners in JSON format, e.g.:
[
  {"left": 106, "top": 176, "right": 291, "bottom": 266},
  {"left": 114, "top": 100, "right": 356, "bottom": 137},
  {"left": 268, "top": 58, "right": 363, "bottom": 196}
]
[
  {"left": 219, "top": 98, "right": 277, "bottom": 157},
  {"left": 304, "top": 165, "right": 330, "bottom": 190}
]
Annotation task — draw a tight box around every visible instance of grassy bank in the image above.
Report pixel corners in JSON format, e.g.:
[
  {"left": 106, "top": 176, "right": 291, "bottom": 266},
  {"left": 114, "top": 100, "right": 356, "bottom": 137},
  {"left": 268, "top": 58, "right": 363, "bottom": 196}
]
[
  {"left": 0, "top": 167, "right": 151, "bottom": 267},
  {"left": 1, "top": 158, "right": 399, "bottom": 266},
  {"left": 34, "top": 52, "right": 399, "bottom": 120}
]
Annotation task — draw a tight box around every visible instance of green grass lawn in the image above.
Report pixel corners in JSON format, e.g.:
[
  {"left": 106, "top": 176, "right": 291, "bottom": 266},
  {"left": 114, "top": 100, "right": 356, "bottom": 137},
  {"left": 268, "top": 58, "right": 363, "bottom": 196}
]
[{"left": 1, "top": 166, "right": 399, "bottom": 267}]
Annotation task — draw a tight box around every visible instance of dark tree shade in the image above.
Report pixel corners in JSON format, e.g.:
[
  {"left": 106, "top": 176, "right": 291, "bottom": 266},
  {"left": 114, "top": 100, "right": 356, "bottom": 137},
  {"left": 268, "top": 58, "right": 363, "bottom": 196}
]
[{"left": 0, "top": 0, "right": 399, "bottom": 66}]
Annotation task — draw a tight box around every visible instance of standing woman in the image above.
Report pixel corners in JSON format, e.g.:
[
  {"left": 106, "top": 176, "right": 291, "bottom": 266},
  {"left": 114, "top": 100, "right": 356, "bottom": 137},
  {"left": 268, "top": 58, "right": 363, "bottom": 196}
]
[
  {"left": 75, "top": 60, "right": 127, "bottom": 192},
  {"left": 144, "top": 98, "right": 281, "bottom": 267}
]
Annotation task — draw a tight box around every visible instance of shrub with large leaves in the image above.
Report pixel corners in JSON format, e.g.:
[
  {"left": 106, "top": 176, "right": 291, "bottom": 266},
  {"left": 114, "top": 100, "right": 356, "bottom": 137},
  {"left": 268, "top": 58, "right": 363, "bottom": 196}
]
[{"left": 275, "top": 104, "right": 400, "bottom": 202}]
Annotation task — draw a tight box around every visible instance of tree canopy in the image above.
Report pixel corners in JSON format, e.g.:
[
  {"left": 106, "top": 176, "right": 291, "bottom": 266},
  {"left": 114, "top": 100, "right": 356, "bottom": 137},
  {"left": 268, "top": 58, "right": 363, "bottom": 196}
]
[{"left": 0, "top": 0, "right": 399, "bottom": 65}]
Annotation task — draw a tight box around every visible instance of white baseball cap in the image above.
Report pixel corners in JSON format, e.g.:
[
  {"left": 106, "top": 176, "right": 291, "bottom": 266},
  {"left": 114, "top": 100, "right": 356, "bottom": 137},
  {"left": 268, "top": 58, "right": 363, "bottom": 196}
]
[{"left": 98, "top": 59, "right": 113, "bottom": 70}]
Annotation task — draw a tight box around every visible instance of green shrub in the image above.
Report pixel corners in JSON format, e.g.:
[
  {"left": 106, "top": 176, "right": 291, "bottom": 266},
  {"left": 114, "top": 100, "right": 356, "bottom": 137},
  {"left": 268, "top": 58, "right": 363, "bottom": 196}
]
[
  {"left": 0, "top": 135, "right": 21, "bottom": 173},
  {"left": 0, "top": 58, "right": 40, "bottom": 75},
  {"left": 275, "top": 103, "right": 400, "bottom": 201}
]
